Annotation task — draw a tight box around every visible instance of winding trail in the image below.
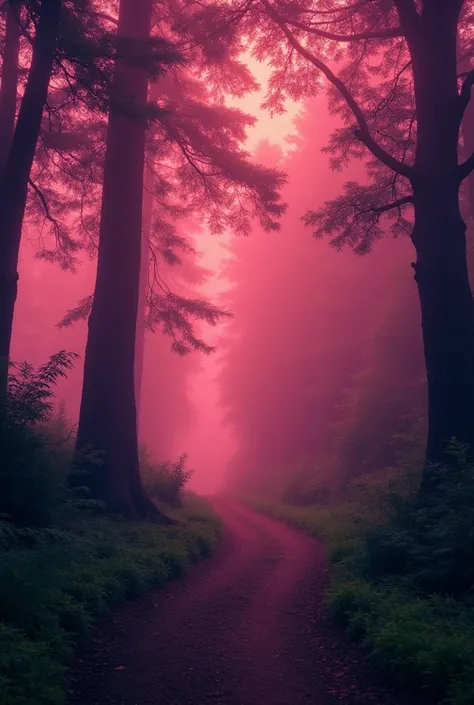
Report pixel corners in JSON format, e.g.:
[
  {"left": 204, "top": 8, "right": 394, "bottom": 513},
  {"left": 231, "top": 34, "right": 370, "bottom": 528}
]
[{"left": 69, "top": 500, "right": 417, "bottom": 705}]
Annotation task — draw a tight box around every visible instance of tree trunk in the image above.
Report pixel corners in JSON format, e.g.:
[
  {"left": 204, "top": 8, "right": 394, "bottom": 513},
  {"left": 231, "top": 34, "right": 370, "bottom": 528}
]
[
  {"left": 459, "top": 54, "right": 474, "bottom": 232},
  {"left": 0, "top": 2, "right": 21, "bottom": 171},
  {"left": 412, "top": 192, "right": 474, "bottom": 492},
  {"left": 463, "top": 99, "right": 474, "bottom": 225},
  {"left": 0, "top": 0, "right": 60, "bottom": 399},
  {"left": 409, "top": 2, "right": 474, "bottom": 494},
  {"left": 134, "top": 140, "right": 154, "bottom": 429},
  {"left": 74, "top": 0, "right": 169, "bottom": 520}
]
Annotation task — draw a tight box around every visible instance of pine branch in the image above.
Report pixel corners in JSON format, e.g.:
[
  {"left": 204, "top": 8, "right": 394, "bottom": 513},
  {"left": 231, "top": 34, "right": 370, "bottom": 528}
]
[
  {"left": 369, "top": 195, "right": 413, "bottom": 214},
  {"left": 28, "top": 178, "right": 57, "bottom": 224},
  {"left": 261, "top": 0, "right": 414, "bottom": 181}
]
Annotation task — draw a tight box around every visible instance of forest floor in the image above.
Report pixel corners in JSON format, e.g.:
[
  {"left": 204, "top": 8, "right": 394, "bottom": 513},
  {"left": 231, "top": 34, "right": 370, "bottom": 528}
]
[{"left": 68, "top": 499, "right": 420, "bottom": 705}]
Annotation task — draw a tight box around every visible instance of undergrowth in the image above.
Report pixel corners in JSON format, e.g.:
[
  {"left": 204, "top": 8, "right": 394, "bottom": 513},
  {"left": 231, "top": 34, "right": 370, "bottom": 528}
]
[
  {"left": 251, "top": 446, "right": 474, "bottom": 705},
  {"left": 0, "top": 353, "right": 221, "bottom": 705},
  {"left": 0, "top": 500, "right": 220, "bottom": 705}
]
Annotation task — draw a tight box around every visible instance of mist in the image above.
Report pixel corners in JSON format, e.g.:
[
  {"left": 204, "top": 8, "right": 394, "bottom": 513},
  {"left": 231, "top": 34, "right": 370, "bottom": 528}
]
[
  {"left": 4, "top": 3, "right": 474, "bottom": 704},
  {"left": 9, "top": 91, "right": 425, "bottom": 502}
]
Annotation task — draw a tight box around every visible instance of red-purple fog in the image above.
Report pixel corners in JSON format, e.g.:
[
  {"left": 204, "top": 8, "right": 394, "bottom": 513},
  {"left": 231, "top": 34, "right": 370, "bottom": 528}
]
[
  {"left": 10, "top": 69, "right": 424, "bottom": 499},
  {"left": 6, "top": 4, "right": 474, "bottom": 703}
]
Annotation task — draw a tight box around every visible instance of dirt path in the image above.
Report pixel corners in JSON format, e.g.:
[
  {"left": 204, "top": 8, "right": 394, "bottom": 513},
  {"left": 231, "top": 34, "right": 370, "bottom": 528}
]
[{"left": 69, "top": 500, "right": 417, "bottom": 705}]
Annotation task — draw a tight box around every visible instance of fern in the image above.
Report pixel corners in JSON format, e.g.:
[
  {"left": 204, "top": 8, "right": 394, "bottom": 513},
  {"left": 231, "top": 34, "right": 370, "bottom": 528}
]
[
  {"left": 6, "top": 351, "right": 79, "bottom": 427},
  {"left": 0, "top": 352, "right": 79, "bottom": 527}
]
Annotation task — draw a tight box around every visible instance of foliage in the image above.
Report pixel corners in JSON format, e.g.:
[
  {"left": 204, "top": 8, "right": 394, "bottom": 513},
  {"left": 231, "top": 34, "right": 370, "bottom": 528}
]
[
  {"left": 140, "top": 448, "right": 194, "bottom": 507},
  {"left": 0, "top": 355, "right": 221, "bottom": 705},
  {"left": 251, "top": 448, "right": 474, "bottom": 705},
  {"left": 364, "top": 442, "right": 474, "bottom": 596},
  {"left": 5, "top": 352, "right": 78, "bottom": 426},
  {"left": 0, "top": 353, "right": 79, "bottom": 527},
  {"left": 0, "top": 499, "right": 221, "bottom": 705}
]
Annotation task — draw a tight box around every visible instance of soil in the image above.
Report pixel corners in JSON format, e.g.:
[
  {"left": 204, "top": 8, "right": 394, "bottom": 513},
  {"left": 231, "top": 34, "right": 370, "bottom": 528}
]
[{"left": 68, "top": 499, "right": 420, "bottom": 705}]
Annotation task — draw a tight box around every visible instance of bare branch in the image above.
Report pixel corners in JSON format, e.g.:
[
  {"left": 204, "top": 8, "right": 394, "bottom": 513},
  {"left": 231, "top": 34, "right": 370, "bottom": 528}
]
[
  {"left": 261, "top": 0, "right": 415, "bottom": 181},
  {"left": 282, "top": 17, "right": 404, "bottom": 43}
]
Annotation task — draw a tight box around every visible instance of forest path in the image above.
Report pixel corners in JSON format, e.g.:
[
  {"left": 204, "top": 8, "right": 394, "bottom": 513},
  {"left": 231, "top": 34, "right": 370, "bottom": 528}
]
[{"left": 69, "top": 500, "right": 416, "bottom": 705}]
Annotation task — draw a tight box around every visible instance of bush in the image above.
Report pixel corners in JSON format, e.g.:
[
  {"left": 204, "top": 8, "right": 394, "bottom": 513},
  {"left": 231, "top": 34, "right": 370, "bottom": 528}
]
[
  {"left": 252, "top": 447, "right": 474, "bottom": 705},
  {"left": 364, "top": 443, "right": 474, "bottom": 595},
  {"left": 0, "top": 352, "right": 78, "bottom": 527},
  {"left": 0, "top": 352, "right": 222, "bottom": 705},
  {"left": 141, "top": 449, "right": 194, "bottom": 507},
  {"left": 0, "top": 503, "right": 221, "bottom": 705}
]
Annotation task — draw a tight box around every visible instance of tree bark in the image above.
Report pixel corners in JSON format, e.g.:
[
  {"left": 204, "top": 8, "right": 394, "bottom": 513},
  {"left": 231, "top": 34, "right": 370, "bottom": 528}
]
[
  {"left": 0, "top": 2, "right": 21, "bottom": 171},
  {"left": 134, "top": 137, "right": 154, "bottom": 429},
  {"left": 408, "top": 2, "right": 474, "bottom": 494},
  {"left": 412, "top": 193, "right": 474, "bottom": 492},
  {"left": 74, "top": 0, "right": 169, "bottom": 520},
  {"left": 461, "top": 73, "right": 474, "bottom": 224},
  {"left": 0, "top": 0, "right": 60, "bottom": 399}
]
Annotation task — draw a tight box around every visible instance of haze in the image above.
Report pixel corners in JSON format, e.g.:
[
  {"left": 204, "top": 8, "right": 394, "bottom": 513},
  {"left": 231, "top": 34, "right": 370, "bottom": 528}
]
[{"left": 10, "top": 58, "right": 423, "bottom": 498}]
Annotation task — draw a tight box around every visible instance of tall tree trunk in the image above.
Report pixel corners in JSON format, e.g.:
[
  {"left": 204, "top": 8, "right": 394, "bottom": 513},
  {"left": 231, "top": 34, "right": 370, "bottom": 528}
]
[
  {"left": 463, "top": 97, "right": 474, "bottom": 225},
  {"left": 409, "top": 3, "right": 474, "bottom": 494},
  {"left": 134, "top": 141, "right": 154, "bottom": 429},
  {"left": 459, "top": 54, "right": 474, "bottom": 232},
  {"left": 0, "top": 2, "right": 21, "bottom": 171},
  {"left": 74, "top": 0, "right": 168, "bottom": 519},
  {"left": 0, "top": 0, "right": 60, "bottom": 399}
]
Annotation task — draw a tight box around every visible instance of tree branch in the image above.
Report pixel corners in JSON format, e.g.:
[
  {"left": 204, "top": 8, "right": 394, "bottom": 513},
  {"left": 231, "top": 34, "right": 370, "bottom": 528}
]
[
  {"left": 459, "top": 67, "right": 474, "bottom": 123},
  {"left": 89, "top": 10, "right": 118, "bottom": 26},
  {"left": 458, "top": 152, "right": 474, "bottom": 182},
  {"left": 261, "top": 0, "right": 415, "bottom": 181},
  {"left": 28, "top": 178, "right": 57, "bottom": 224},
  {"left": 369, "top": 195, "right": 413, "bottom": 214},
  {"left": 282, "top": 17, "right": 404, "bottom": 43}
]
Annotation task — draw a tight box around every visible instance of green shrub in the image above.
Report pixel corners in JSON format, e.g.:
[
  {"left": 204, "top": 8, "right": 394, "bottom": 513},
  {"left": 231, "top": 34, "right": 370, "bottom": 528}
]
[
  {"left": 0, "top": 352, "right": 78, "bottom": 527},
  {"left": 141, "top": 449, "right": 194, "bottom": 507},
  {"left": 0, "top": 624, "right": 65, "bottom": 705},
  {"left": 0, "top": 353, "right": 222, "bottom": 705},
  {"left": 364, "top": 444, "right": 474, "bottom": 596},
  {"left": 0, "top": 506, "right": 221, "bottom": 705},
  {"left": 252, "top": 449, "right": 474, "bottom": 705}
]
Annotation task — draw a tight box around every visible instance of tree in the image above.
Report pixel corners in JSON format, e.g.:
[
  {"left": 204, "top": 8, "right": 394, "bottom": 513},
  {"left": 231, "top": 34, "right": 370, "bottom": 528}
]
[
  {"left": 0, "top": 0, "right": 119, "bottom": 398},
  {"left": 71, "top": 0, "right": 287, "bottom": 515},
  {"left": 189, "top": 0, "right": 474, "bottom": 494},
  {"left": 0, "top": 2, "right": 21, "bottom": 171},
  {"left": 74, "top": 0, "right": 182, "bottom": 519},
  {"left": 0, "top": 0, "right": 62, "bottom": 397}
]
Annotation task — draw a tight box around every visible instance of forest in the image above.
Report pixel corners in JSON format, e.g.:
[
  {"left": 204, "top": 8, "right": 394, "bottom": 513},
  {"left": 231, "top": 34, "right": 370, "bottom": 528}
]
[{"left": 2, "top": 1, "right": 474, "bottom": 704}]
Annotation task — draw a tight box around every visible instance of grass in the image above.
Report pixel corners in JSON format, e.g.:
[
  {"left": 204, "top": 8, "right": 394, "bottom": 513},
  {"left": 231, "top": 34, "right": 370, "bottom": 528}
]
[
  {"left": 250, "top": 497, "right": 474, "bottom": 705},
  {"left": 0, "top": 494, "right": 221, "bottom": 705}
]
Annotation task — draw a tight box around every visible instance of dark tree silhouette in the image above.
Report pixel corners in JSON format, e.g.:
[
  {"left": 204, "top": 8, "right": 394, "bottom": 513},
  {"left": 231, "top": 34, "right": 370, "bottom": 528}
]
[
  {"left": 0, "top": 0, "right": 61, "bottom": 397},
  {"left": 74, "top": 0, "right": 181, "bottom": 519},
  {"left": 0, "top": 2, "right": 21, "bottom": 171}
]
